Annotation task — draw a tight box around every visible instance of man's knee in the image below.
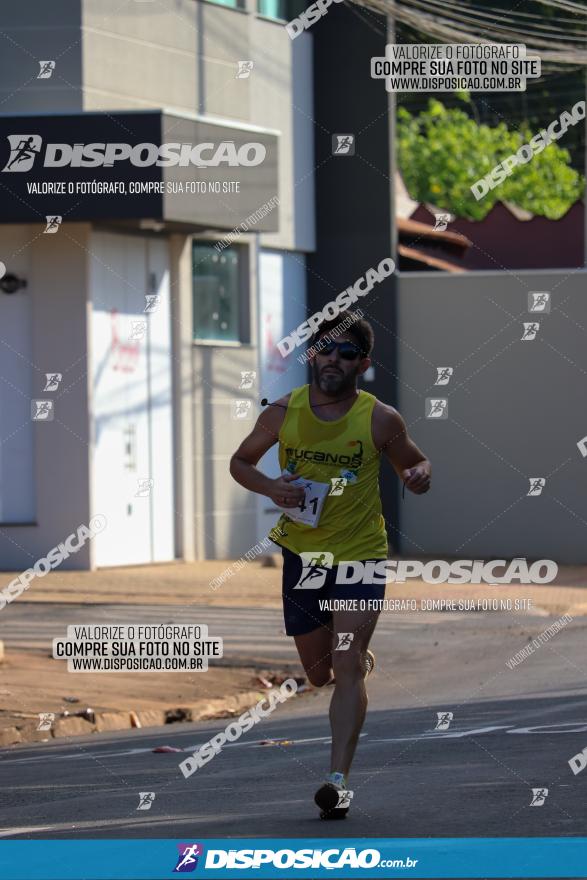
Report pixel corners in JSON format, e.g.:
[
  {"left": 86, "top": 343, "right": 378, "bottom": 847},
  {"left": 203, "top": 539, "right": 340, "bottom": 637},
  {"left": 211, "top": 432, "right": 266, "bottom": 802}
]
[
  {"left": 307, "top": 666, "right": 334, "bottom": 687},
  {"left": 332, "top": 647, "right": 365, "bottom": 681}
]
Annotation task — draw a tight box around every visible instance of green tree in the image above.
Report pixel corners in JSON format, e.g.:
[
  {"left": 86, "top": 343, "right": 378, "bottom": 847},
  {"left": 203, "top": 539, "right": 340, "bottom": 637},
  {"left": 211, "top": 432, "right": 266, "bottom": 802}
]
[{"left": 397, "top": 99, "right": 584, "bottom": 220}]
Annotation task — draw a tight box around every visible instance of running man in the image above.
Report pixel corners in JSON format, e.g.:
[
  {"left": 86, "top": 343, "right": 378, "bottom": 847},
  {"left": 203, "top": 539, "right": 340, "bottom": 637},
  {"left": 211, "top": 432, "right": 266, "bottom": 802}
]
[
  {"left": 229, "top": 311, "right": 431, "bottom": 818},
  {"left": 5, "top": 136, "right": 40, "bottom": 171}
]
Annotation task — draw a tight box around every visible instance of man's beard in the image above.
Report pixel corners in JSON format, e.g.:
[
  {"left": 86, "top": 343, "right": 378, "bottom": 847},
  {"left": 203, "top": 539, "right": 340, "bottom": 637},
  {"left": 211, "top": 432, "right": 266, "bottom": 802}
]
[{"left": 312, "top": 360, "right": 358, "bottom": 395}]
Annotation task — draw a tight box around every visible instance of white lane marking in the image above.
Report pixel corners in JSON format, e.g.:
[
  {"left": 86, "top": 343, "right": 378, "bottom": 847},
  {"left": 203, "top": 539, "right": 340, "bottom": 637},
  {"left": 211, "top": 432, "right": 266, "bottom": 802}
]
[
  {"left": 367, "top": 726, "right": 509, "bottom": 744},
  {"left": 3, "top": 720, "right": 587, "bottom": 765},
  {"left": 0, "top": 734, "right": 363, "bottom": 765},
  {"left": 368, "top": 721, "right": 587, "bottom": 743}
]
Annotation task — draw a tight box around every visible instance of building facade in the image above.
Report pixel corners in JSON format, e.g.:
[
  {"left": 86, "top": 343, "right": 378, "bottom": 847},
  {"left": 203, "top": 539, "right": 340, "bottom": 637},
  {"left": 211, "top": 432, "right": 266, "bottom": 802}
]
[{"left": 0, "top": 0, "right": 328, "bottom": 568}]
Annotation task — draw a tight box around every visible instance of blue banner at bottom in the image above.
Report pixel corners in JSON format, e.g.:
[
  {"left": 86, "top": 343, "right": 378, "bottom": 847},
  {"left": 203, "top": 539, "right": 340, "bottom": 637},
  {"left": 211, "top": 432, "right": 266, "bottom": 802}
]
[{"left": 0, "top": 838, "right": 586, "bottom": 879}]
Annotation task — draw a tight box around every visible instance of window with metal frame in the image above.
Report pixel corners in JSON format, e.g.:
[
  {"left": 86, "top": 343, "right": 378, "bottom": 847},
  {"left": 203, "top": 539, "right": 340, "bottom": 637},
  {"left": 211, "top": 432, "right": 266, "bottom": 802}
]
[{"left": 192, "top": 242, "right": 245, "bottom": 343}]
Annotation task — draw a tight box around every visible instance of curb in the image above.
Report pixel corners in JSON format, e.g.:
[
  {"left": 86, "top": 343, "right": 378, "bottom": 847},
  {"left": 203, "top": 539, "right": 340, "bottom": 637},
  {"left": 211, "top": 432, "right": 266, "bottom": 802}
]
[{"left": 0, "top": 690, "right": 268, "bottom": 747}]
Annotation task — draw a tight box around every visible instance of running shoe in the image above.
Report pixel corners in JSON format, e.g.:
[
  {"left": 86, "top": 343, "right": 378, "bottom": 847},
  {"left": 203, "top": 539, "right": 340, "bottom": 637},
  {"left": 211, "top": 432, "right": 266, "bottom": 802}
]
[
  {"left": 315, "top": 774, "right": 350, "bottom": 820},
  {"left": 364, "top": 648, "right": 376, "bottom": 679}
]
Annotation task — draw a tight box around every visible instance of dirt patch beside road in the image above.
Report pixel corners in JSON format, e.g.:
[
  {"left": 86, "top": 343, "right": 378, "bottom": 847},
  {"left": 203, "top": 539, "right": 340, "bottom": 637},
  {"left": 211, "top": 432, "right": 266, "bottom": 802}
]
[{"left": 0, "top": 647, "right": 305, "bottom": 747}]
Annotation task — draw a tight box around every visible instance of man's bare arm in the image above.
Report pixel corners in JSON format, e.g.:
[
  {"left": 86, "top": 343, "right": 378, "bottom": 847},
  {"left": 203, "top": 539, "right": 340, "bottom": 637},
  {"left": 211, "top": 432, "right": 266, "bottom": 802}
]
[
  {"left": 372, "top": 402, "right": 431, "bottom": 495},
  {"left": 229, "top": 396, "right": 305, "bottom": 508}
]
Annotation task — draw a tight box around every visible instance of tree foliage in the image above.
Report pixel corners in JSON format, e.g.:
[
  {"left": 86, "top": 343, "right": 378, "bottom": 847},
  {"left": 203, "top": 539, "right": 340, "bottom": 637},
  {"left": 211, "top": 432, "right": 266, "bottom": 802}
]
[{"left": 397, "top": 99, "right": 584, "bottom": 220}]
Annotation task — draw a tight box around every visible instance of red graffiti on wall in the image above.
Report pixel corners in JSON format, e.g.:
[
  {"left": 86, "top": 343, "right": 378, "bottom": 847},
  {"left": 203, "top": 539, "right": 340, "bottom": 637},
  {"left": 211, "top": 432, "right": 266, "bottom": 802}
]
[
  {"left": 110, "top": 309, "right": 140, "bottom": 373},
  {"left": 265, "top": 314, "right": 286, "bottom": 373}
]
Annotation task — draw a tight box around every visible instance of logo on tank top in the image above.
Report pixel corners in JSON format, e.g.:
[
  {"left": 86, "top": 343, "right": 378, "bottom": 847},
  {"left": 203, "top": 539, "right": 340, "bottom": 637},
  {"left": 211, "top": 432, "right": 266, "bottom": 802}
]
[{"left": 285, "top": 439, "right": 364, "bottom": 472}]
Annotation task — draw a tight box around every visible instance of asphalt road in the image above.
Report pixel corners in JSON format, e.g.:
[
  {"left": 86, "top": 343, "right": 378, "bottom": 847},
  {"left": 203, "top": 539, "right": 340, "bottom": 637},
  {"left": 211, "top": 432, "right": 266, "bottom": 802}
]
[
  {"left": 0, "top": 602, "right": 301, "bottom": 666},
  {"left": 1, "top": 603, "right": 586, "bottom": 842}
]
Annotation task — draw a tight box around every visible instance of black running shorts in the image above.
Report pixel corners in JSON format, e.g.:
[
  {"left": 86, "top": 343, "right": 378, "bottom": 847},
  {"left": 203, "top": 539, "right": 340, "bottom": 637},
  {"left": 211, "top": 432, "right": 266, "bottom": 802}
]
[{"left": 281, "top": 546, "right": 386, "bottom": 636}]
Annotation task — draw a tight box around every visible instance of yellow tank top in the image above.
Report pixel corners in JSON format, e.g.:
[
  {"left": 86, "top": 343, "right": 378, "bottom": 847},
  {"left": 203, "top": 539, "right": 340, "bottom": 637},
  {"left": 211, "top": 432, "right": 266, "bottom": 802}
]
[{"left": 268, "top": 385, "right": 388, "bottom": 563}]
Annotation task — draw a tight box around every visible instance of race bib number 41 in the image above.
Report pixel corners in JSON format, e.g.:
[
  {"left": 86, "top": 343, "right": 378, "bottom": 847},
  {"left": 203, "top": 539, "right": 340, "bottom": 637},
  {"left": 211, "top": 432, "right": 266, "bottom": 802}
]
[{"left": 277, "top": 472, "right": 330, "bottom": 528}]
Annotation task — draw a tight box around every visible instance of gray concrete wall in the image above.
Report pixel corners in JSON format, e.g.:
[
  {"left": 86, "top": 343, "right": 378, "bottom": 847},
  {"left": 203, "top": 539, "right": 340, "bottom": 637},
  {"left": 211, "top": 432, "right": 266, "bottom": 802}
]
[
  {"left": 395, "top": 270, "right": 587, "bottom": 564},
  {"left": 193, "top": 342, "right": 262, "bottom": 561},
  {"left": 81, "top": 0, "right": 314, "bottom": 254},
  {"left": 251, "top": 22, "right": 315, "bottom": 254},
  {"left": 0, "top": 2, "right": 83, "bottom": 113},
  {"left": 0, "top": 223, "right": 92, "bottom": 570},
  {"left": 191, "top": 236, "right": 260, "bottom": 560},
  {"left": 169, "top": 233, "right": 196, "bottom": 563},
  {"left": 82, "top": 0, "right": 197, "bottom": 114}
]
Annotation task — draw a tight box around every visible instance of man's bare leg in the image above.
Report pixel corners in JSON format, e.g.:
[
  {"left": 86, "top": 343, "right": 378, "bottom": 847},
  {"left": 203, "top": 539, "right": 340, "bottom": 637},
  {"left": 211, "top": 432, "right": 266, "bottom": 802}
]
[
  {"left": 329, "top": 607, "right": 380, "bottom": 777},
  {"left": 293, "top": 624, "right": 334, "bottom": 687}
]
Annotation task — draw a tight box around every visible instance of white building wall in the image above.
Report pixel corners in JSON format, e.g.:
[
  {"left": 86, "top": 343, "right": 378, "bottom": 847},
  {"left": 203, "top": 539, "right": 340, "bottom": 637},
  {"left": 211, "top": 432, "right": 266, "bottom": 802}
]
[
  {"left": 89, "top": 230, "right": 174, "bottom": 567},
  {"left": 256, "top": 249, "right": 308, "bottom": 544}
]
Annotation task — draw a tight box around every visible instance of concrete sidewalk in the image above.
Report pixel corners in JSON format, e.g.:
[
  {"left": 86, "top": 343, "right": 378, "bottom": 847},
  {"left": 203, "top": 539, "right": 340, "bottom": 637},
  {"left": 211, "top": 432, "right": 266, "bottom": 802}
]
[{"left": 2, "top": 554, "right": 587, "bottom": 615}]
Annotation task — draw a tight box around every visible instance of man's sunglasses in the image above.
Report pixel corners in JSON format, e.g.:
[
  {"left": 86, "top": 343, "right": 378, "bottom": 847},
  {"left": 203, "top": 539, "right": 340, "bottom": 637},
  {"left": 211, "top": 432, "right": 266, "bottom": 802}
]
[{"left": 315, "top": 340, "right": 363, "bottom": 360}]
